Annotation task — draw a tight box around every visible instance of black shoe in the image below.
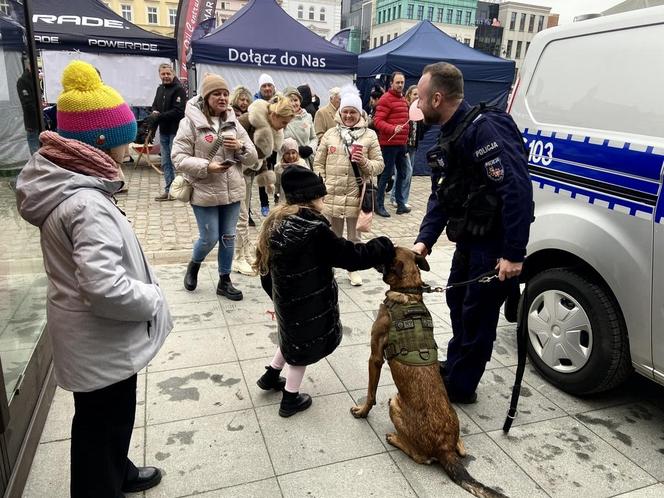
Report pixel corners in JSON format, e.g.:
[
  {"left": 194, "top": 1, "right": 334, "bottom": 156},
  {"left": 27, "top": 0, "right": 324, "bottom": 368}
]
[
  {"left": 122, "top": 466, "right": 162, "bottom": 493},
  {"left": 385, "top": 176, "right": 394, "bottom": 193},
  {"left": 248, "top": 215, "right": 256, "bottom": 227},
  {"left": 184, "top": 261, "right": 201, "bottom": 291},
  {"left": 375, "top": 207, "right": 391, "bottom": 218},
  {"left": 448, "top": 391, "right": 478, "bottom": 404},
  {"left": 279, "top": 390, "right": 312, "bottom": 417},
  {"left": 257, "top": 366, "right": 286, "bottom": 391},
  {"left": 396, "top": 205, "right": 411, "bottom": 214},
  {"left": 217, "top": 274, "right": 243, "bottom": 301}
]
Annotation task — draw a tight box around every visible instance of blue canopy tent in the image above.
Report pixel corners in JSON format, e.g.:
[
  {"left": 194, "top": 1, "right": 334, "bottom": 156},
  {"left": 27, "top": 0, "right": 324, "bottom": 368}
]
[
  {"left": 358, "top": 21, "right": 515, "bottom": 175},
  {"left": 192, "top": 0, "right": 358, "bottom": 99}
]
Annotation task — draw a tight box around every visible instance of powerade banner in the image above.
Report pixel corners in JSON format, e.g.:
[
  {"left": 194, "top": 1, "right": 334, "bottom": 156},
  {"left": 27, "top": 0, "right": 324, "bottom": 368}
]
[
  {"left": 175, "top": 0, "right": 217, "bottom": 83},
  {"left": 31, "top": 0, "right": 176, "bottom": 57}
]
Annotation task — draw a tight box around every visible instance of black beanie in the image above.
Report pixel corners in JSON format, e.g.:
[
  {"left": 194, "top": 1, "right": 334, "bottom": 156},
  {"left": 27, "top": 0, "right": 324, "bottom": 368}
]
[{"left": 281, "top": 165, "right": 327, "bottom": 204}]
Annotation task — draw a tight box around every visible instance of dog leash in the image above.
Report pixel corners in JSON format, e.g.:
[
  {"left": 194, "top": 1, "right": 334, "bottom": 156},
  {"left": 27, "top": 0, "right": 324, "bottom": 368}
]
[{"left": 392, "top": 270, "right": 499, "bottom": 295}]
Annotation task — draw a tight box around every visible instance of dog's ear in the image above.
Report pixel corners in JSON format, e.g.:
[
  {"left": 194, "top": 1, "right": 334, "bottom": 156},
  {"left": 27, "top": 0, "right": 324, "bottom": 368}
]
[
  {"left": 393, "top": 259, "right": 404, "bottom": 279},
  {"left": 414, "top": 253, "right": 430, "bottom": 272}
]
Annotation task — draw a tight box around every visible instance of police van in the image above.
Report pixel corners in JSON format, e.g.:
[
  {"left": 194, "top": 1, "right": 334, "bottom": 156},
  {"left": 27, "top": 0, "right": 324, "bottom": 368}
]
[{"left": 508, "top": 6, "right": 664, "bottom": 394}]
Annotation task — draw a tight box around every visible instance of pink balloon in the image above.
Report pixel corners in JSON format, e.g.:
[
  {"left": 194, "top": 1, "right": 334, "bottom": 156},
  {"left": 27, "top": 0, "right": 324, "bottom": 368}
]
[{"left": 409, "top": 99, "right": 424, "bottom": 122}]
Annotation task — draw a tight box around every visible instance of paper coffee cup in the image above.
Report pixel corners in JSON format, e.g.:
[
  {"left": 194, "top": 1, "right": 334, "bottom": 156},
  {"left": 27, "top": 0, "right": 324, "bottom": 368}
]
[
  {"left": 350, "top": 143, "right": 364, "bottom": 156},
  {"left": 221, "top": 130, "right": 236, "bottom": 140}
]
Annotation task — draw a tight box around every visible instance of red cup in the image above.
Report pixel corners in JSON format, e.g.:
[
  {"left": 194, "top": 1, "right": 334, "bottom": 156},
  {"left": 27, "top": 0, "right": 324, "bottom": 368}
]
[{"left": 350, "top": 143, "right": 364, "bottom": 158}]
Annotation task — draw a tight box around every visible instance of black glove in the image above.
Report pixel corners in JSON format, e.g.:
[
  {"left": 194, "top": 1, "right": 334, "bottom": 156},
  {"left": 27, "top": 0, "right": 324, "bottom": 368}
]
[
  {"left": 298, "top": 145, "right": 313, "bottom": 158},
  {"left": 143, "top": 113, "right": 159, "bottom": 130},
  {"left": 368, "top": 236, "right": 396, "bottom": 264}
]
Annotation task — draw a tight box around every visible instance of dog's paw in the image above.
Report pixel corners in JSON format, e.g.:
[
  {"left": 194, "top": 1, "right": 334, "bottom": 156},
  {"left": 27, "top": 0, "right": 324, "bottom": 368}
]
[
  {"left": 386, "top": 432, "right": 398, "bottom": 446},
  {"left": 350, "top": 405, "right": 369, "bottom": 418}
]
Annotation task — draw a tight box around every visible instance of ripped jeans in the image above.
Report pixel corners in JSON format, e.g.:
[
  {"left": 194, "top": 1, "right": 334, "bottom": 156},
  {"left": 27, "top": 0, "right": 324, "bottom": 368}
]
[{"left": 191, "top": 202, "right": 241, "bottom": 276}]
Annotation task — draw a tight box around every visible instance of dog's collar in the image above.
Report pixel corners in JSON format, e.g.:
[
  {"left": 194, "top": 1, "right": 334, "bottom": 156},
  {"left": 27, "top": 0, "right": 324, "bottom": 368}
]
[{"left": 389, "top": 284, "right": 437, "bottom": 295}]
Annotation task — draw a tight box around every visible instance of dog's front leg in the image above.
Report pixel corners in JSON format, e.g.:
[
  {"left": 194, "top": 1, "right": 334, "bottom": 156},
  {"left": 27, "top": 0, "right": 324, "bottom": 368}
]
[{"left": 351, "top": 312, "right": 389, "bottom": 418}]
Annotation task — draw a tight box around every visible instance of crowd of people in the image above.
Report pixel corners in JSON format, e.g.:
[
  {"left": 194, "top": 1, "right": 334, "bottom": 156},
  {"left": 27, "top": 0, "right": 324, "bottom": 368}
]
[{"left": 15, "top": 59, "right": 532, "bottom": 496}]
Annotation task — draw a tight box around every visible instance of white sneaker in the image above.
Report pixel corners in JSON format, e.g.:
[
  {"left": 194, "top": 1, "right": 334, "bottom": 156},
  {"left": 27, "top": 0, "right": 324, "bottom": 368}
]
[
  {"left": 232, "top": 258, "right": 256, "bottom": 276},
  {"left": 348, "top": 271, "right": 363, "bottom": 286}
]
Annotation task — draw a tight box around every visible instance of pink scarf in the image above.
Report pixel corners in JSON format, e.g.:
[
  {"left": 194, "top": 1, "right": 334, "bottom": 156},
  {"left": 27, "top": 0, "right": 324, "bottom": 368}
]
[{"left": 38, "top": 131, "right": 121, "bottom": 181}]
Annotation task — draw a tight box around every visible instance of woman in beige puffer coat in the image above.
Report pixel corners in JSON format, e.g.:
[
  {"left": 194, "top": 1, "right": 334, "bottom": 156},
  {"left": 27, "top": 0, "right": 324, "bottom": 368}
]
[
  {"left": 172, "top": 74, "right": 258, "bottom": 301},
  {"left": 313, "top": 87, "right": 384, "bottom": 286}
]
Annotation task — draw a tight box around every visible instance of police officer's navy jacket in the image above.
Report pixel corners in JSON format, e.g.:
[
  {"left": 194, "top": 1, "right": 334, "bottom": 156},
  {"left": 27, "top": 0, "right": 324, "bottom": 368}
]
[{"left": 416, "top": 100, "right": 533, "bottom": 262}]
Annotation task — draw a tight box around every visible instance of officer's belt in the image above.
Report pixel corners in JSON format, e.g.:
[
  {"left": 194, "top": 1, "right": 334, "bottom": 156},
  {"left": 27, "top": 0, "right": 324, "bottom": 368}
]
[{"left": 383, "top": 299, "right": 438, "bottom": 366}]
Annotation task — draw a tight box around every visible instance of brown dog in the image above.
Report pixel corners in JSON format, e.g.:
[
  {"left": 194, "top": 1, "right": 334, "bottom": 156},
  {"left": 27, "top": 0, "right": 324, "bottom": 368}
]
[{"left": 351, "top": 247, "right": 507, "bottom": 498}]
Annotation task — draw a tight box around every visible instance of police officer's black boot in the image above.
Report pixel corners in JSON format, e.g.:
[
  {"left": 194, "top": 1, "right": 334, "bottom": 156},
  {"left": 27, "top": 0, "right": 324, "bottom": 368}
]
[
  {"left": 184, "top": 261, "right": 201, "bottom": 291},
  {"left": 217, "top": 274, "right": 243, "bottom": 301},
  {"left": 256, "top": 366, "right": 286, "bottom": 391},
  {"left": 279, "top": 390, "right": 312, "bottom": 417}
]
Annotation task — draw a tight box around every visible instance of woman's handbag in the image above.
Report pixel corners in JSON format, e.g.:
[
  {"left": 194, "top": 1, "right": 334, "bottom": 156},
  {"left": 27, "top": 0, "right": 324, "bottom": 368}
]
[
  {"left": 171, "top": 174, "right": 192, "bottom": 202},
  {"left": 356, "top": 180, "right": 374, "bottom": 233}
]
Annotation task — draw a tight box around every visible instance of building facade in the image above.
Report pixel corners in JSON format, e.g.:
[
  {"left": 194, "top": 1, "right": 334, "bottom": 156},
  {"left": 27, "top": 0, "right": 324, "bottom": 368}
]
[
  {"left": 497, "top": 1, "right": 551, "bottom": 74},
  {"left": 215, "top": 0, "right": 250, "bottom": 25},
  {"left": 370, "top": 0, "right": 478, "bottom": 49},
  {"left": 280, "top": 0, "right": 342, "bottom": 39},
  {"left": 101, "top": 0, "right": 180, "bottom": 36},
  {"left": 342, "top": 0, "right": 374, "bottom": 52},
  {"left": 474, "top": 0, "right": 502, "bottom": 56}
]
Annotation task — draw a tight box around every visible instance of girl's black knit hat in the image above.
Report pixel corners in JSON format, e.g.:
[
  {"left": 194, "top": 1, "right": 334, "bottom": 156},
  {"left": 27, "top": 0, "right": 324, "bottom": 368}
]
[{"left": 281, "top": 165, "right": 327, "bottom": 204}]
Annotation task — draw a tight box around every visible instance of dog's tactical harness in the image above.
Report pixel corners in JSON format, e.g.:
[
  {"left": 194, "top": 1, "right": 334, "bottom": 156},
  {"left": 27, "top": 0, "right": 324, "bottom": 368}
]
[{"left": 383, "top": 300, "right": 438, "bottom": 366}]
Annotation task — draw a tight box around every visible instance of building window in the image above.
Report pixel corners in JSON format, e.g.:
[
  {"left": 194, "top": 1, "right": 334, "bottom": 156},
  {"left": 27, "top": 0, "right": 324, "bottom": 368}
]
[
  {"left": 297, "top": 5, "right": 303, "bottom": 19},
  {"left": 220, "top": 1, "right": 230, "bottom": 9},
  {"left": 526, "top": 41, "right": 530, "bottom": 55},
  {"left": 417, "top": 5, "right": 424, "bottom": 20},
  {"left": 320, "top": 7, "right": 325, "bottom": 21},
  {"left": 538, "top": 15, "right": 545, "bottom": 31},
  {"left": 427, "top": 6, "right": 434, "bottom": 20},
  {"left": 407, "top": 4, "right": 414, "bottom": 20},
  {"left": 446, "top": 9, "right": 452, "bottom": 23},
  {"left": 465, "top": 11, "right": 472, "bottom": 25},
  {"left": 464, "top": 38, "right": 471, "bottom": 45},
  {"left": 0, "top": 1, "right": 9, "bottom": 15},
  {"left": 373, "top": 37, "right": 377, "bottom": 47},
  {"left": 437, "top": 8, "right": 444, "bottom": 22},
  {"left": 519, "top": 13, "right": 526, "bottom": 31},
  {"left": 506, "top": 39, "right": 513, "bottom": 58},
  {"left": 395, "top": 32, "right": 398, "bottom": 38},
  {"left": 147, "top": 6, "right": 158, "bottom": 25},
  {"left": 169, "top": 8, "right": 177, "bottom": 26},
  {"left": 120, "top": 4, "right": 132, "bottom": 22},
  {"left": 387, "top": 34, "right": 391, "bottom": 41},
  {"left": 393, "top": 6, "right": 396, "bottom": 19},
  {"left": 509, "top": 12, "right": 516, "bottom": 30},
  {"left": 516, "top": 40, "right": 523, "bottom": 58},
  {"left": 309, "top": 6, "right": 314, "bottom": 20},
  {"left": 398, "top": 5, "right": 401, "bottom": 18},
  {"left": 456, "top": 9, "right": 462, "bottom": 24},
  {"left": 380, "top": 35, "right": 384, "bottom": 45}
]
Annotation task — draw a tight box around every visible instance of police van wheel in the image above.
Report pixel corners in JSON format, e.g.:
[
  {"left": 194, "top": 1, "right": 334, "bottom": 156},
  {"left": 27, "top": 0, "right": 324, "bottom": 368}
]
[{"left": 524, "top": 268, "right": 632, "bottom": 395}]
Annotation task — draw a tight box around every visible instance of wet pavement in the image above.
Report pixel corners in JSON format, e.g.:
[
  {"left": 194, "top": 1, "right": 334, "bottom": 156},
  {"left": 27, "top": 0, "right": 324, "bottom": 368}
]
[{"left": 20, "top": 165, "right": 664, "bottom": 497}]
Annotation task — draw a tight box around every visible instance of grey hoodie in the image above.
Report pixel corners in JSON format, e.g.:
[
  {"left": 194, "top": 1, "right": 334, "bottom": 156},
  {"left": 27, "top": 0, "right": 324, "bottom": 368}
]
[{"left": 16, "top": 154, "right": 172, "bottom": 392}]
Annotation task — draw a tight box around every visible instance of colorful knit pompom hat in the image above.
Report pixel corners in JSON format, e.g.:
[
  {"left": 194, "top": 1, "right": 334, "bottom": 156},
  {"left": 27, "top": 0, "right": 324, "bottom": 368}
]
[{"left": 57, "top": 60, "right": 137, "bottom": 149}]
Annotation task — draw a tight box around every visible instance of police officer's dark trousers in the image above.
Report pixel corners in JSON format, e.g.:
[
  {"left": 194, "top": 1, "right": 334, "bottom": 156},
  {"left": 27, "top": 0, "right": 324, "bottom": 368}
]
[
  {"left": 444, "top": 243, "right": 517, "bottom": 398},
  {"left": 71, "top": 374, "right": 139, "bottom": 498}
]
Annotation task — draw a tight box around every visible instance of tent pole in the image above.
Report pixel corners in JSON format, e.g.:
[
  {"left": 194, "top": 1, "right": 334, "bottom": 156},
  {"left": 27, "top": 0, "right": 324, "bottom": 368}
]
[{"left": 22, "top": 0, "right": 45, "bottom": 132}]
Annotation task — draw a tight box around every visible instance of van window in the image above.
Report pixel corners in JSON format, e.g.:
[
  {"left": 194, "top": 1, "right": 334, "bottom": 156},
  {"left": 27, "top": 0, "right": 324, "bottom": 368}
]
[{"left": 525, "top": 24, "right": 664, "bottom": 138}]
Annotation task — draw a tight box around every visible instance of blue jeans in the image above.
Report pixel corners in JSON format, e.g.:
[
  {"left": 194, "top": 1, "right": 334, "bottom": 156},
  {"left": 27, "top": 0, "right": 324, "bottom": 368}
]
[
  {"left": 191, "top": 202, "right": 241, "bottom": 276},
  {"left": 390, "top": 149, "right": 413, "bottom": 205},
  {"left": 160, "top": 133, "right": 176, "bottom": 193},
  {"left": 377, "top": 145, "right": 408, "bottom": 209}
]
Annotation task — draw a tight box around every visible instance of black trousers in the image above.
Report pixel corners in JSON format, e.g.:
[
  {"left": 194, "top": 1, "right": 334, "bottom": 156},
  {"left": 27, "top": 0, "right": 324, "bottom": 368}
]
[{"left": 71, "top": 374, "right": 139, "bottom": 498}]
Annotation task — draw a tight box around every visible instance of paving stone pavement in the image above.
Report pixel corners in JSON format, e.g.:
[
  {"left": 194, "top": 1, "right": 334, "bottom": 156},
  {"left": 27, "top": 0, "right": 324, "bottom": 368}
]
[{"left": 21, "top": 166, "right": 664, "bottom": 497}]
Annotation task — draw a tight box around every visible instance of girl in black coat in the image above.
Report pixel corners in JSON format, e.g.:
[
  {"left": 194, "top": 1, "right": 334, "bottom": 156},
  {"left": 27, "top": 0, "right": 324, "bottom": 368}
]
[{"left": 254, "top": 166, "right": 395, "bottom": 417}]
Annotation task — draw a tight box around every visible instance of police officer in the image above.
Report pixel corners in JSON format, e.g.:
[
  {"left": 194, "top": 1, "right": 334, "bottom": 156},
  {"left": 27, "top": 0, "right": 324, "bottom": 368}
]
[{"left": 412, "top": 62, "right": 533, "bottom": 404}]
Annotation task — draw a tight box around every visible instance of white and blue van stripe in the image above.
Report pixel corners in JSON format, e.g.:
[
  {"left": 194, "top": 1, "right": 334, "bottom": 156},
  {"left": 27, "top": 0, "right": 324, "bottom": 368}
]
[{"left": 522, "top": 129, "right": 664, "bottom": 224}]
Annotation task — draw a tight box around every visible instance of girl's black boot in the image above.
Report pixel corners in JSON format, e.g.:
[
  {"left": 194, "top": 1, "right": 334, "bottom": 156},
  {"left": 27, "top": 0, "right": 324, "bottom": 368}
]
[
  {"left": 256, "top": 366, "right": 286, "bottom": 391},
  {"left": 279, "top": 390, "right": 312, "bottom": 417}
]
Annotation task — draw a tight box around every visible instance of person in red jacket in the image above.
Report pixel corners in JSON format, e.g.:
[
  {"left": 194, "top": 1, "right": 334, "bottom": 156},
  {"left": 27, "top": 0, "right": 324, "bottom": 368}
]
[{"left": 372, "top": 71, "right": 411, "bottom": 217}]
